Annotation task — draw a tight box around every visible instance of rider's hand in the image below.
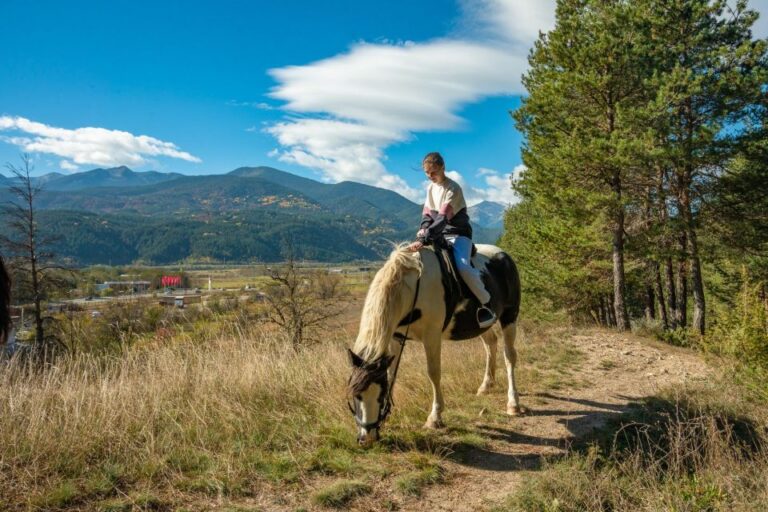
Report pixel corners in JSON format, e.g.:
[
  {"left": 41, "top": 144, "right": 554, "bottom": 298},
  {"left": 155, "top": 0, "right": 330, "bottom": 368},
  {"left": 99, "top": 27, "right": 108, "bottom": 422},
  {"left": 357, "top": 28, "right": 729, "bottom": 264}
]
[
  {"left": 408, "top": 241, "right": 423, "bottom": 252},
  {"left": 417, "top": 228, "right": 427, "bottom": 238}
]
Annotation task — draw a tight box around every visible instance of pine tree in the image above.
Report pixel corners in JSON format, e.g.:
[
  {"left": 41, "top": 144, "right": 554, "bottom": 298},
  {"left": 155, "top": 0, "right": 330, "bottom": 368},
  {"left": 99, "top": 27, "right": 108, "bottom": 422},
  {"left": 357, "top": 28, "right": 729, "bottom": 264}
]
[
  {"left": 513, "top": 0, "right": 652, "bottom": 331},
  {"left": 639, "top": 0, "right": 767, "bottom": 334}
]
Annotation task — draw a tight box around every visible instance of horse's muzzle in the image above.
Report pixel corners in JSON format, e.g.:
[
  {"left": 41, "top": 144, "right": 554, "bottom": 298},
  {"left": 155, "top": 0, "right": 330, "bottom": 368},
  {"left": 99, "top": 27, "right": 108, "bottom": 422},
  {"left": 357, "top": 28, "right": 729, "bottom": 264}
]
[{"left": 357, "top": 428, "right": 379, "bottom": 446}]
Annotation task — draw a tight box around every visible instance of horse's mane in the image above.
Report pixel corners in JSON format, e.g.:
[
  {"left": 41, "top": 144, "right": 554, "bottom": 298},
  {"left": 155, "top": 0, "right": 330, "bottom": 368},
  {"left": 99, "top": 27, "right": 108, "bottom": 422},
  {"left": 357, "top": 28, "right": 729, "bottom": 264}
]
[
  {"left": 353, "top": 245, "right": 422, "bottom": 361},
  {"left": 0, "top": 256, "right": 11, "bottom": 344}
]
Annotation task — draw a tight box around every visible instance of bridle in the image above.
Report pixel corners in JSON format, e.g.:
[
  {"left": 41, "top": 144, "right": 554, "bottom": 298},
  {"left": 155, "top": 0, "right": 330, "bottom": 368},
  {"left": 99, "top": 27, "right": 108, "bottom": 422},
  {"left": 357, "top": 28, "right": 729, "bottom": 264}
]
[{"left": 348, "top": 276, "right": 421, "bottom": 431}]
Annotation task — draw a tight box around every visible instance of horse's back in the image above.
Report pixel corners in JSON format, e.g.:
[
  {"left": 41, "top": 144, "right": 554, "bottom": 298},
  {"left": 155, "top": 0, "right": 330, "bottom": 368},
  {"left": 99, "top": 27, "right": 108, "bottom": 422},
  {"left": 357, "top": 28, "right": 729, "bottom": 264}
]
[{"left": 441, "top": 244, "right": 520, "bottom": 340}]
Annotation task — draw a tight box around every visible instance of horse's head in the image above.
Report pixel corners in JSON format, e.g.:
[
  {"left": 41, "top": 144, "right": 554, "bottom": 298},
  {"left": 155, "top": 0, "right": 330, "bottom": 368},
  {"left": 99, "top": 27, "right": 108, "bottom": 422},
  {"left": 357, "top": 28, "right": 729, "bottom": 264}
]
[{"left": 346, "top": 349, "right": 394, "bottom": 446}]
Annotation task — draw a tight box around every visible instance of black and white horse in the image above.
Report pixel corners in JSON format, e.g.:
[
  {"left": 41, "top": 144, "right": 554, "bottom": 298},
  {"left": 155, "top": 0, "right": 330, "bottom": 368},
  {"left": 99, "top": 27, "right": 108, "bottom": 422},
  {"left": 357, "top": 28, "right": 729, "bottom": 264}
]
[{"left": 347, "top": 244, "right": 522, "bottom": 445}]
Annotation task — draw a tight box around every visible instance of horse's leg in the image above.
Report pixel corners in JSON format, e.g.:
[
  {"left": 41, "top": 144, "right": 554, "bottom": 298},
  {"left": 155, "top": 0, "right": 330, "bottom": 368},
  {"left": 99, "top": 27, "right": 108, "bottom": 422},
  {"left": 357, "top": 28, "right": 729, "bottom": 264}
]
[
  {"left": 477, "top": 323, "right": 500, "bottom": 395},
  {"left": 501, "top": 322, "right": 527, "bottom": 415},
  {"left": 423, "top": 332, "right": 445, "bottom": 429}
]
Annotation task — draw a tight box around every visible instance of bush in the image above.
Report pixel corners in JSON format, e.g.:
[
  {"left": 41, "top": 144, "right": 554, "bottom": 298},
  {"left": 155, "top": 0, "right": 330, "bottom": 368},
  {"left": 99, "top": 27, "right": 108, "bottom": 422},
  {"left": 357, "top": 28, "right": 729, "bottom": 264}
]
[{"left": 705, "top": 272, "right": 768, "bottom": 367}]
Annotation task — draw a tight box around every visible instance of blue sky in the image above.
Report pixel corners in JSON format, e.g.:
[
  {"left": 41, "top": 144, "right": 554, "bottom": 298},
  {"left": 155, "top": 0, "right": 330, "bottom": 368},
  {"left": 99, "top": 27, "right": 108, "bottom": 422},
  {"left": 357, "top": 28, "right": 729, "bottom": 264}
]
[{"left": 1, "top": 0, "right": 766, "bottom": 204}]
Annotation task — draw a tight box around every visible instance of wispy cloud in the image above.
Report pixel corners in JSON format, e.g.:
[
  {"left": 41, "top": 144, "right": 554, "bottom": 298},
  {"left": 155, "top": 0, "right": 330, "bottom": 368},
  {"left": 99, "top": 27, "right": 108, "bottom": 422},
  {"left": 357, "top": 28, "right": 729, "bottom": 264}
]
[
  {"left": 265, "top": 0, "right": 554, "bottom": 201},
  {"left": 227, "top": 100, "right": 275, "bottom": 110},
  {"left": 0, "top": 116, "right": 201, "bottom": 169}
]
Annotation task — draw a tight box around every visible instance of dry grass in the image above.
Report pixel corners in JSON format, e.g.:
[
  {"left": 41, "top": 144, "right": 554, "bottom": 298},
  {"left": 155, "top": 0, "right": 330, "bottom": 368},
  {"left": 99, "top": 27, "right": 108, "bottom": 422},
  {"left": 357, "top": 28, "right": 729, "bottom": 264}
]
[
  {"left": 496, "top": 375, "right": 768, "bottom": 512},
  {"left": 0, "top": 317, "right": 583, "bottom": 510},
  {"left": 0, "top": 326, "right": 355, "bottom": 509}
]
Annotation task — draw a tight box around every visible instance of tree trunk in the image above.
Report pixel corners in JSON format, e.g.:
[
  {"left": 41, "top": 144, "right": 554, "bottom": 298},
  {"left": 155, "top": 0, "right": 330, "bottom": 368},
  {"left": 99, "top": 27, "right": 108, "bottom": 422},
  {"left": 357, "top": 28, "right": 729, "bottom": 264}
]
[
  {"left": 680, "top": 184, "right": 705, "bottom": 334},
  {"left": 680, "top": 98, "right": 705, "bottom": 335},
  {"left": 656, "top": 164, "right": 674, "bottom": 329},
  {"left": 654, "top": 262, "right": 669, "bottom": 329},
  {"left": 645, "top": 285, "right": 655, "bottom": 321},
  {"left": 665, "top": 257, "right": 677, "bottom": 328},
  {"left": 597, "top": 296, "right": 607, "bottom": 326},
  {"left": 688, "top": 231, "right": 705, "bottom": 334},
  {"left": 676, "top": 231, "right": 688, "bottom": 328},
  {"left": 607, "top": 294, "right": 617, "bottom": 327},
  {"left": 611, "top": 172, "right": 630, "bottom": 331}
]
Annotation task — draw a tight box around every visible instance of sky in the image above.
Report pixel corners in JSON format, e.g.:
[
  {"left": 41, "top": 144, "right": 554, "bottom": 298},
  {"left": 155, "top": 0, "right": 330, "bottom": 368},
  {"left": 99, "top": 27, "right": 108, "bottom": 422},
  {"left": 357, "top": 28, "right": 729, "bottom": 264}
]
[{"left": 1, "top": 0, "right": 766, "bottom": 205}]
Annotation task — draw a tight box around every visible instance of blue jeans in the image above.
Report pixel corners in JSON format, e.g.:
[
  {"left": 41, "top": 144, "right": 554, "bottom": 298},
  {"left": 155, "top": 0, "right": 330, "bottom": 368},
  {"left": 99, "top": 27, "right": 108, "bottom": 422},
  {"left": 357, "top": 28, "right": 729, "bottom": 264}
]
[{"left": 445, "top": 235, "right": 491, "bottom": 304}]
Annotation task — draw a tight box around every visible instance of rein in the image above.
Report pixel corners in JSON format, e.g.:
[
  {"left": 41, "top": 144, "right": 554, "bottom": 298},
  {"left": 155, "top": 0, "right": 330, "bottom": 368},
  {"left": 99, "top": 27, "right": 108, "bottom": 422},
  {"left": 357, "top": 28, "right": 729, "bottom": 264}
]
[{"left": 350, "top": 276, "right": 421, "bottom": 431}]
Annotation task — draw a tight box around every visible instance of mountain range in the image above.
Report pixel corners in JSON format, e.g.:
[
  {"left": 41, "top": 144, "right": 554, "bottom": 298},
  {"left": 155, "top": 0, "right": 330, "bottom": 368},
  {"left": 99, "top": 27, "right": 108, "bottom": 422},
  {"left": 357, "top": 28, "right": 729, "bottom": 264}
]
[{"left": 0, "top": 166, "right": 507, "bottom": 265}]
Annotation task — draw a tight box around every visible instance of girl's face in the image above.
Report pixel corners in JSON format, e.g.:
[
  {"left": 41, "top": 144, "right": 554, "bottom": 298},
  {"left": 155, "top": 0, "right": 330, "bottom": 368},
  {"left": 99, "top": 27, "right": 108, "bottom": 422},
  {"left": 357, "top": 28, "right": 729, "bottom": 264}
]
[{"left": 423, "top": 163, "right": 446, "bottom": 184}]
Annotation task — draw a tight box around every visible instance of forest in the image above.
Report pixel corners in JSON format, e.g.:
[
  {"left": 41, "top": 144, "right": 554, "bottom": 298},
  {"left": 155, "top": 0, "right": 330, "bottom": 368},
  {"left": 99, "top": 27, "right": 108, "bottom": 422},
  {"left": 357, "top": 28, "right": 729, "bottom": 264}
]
[{"left": 501, "top": 0, "right": 767, "bottom": 353}]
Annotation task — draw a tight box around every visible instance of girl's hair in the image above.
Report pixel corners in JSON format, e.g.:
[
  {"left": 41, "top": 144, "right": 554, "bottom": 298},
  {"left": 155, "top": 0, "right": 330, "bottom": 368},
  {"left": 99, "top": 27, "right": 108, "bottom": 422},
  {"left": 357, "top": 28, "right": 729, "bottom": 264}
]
[
  {"left": 422, "top": 152, "right": 445, "bottom": 170},
  {"left": 0, "top": 256, "right": 10, "bottom": 344}
]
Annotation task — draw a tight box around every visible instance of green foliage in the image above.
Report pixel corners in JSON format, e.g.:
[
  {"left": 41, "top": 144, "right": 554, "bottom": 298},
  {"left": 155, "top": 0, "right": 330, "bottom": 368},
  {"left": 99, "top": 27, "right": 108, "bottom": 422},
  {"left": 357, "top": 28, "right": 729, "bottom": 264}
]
[
  {"left": 505, "top": 0, "right": 768, "bottom": 338},
  {"left": 706, "top": 269, "right": 768, "bottom": 366}
]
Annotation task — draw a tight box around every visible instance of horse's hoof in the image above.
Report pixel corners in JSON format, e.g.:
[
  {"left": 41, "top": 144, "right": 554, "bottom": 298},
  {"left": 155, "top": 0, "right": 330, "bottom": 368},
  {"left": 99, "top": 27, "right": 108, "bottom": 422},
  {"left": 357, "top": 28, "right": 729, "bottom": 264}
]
[
  {"left": 476, "top": 383, "right": 495, "bottom": 395},
  {"left": 507, "top": 405, "right": 528, "bottom": 416},
  {"left": 424, "top": 419, "right": 445, "bottom": 429}
]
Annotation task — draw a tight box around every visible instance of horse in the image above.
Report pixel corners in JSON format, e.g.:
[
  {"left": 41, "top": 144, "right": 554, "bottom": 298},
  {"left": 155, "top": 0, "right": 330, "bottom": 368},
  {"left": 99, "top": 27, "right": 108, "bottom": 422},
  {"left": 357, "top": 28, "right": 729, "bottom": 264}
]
[
  {"left": 1, "top": 256, "right": 11, "bottom": 345},
  {"left": 347, "top": 243, "right": 522, "bottom": 445}
]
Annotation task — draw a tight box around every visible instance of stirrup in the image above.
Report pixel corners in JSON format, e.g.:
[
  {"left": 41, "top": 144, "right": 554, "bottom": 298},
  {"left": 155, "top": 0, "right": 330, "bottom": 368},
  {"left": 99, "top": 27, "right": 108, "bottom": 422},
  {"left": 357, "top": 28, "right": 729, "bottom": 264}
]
[{"left": 477, "top": 306, "right": 496, "bottom": 329}]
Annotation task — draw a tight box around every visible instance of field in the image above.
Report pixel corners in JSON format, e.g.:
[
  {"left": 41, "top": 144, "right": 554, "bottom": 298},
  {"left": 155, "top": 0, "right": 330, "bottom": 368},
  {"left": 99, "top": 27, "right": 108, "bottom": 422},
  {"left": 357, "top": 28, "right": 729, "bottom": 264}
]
[{"left": 2, "top": 288, "right": 767, "bottom": 511}]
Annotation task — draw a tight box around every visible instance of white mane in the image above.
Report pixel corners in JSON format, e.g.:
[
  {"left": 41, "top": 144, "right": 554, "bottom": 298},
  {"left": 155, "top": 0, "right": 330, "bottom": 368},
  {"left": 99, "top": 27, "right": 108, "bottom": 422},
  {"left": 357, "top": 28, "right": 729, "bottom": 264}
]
[{"left": 353, "top": 245, "right": 422, "bottom": 361}]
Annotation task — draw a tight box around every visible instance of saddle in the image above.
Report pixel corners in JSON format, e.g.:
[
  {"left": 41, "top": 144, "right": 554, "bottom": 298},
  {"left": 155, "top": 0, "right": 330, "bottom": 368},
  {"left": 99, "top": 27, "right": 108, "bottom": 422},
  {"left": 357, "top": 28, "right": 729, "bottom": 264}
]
[{"left": 431, "top": 236, "right": 478, "bottom": 330}]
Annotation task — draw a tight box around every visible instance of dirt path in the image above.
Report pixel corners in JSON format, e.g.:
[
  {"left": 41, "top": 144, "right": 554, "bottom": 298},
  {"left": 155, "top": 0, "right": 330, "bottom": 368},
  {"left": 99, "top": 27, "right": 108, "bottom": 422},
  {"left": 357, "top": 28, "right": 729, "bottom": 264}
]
[{"left": 400, "top": 328, "right": 713, "bottom": 512}]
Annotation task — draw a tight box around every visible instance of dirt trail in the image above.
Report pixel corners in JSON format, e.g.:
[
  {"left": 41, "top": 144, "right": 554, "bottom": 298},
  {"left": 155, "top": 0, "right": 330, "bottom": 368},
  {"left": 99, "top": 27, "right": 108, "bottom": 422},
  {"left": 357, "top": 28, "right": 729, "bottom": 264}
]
[{"left": 400, "top": 329, "right": 712, "bottom": 512}]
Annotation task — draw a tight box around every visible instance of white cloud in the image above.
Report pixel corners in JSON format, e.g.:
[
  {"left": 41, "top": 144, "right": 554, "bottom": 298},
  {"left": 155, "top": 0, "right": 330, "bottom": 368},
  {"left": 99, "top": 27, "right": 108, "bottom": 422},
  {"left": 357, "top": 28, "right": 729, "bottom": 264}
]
[
  {"left": 265, "top": 1, "right": 550, "bottom": 199},
  {"left": 60, "top": 160, "right": 78, "bottom": 171},
  {"left": 0, "top": 116, "right": 201, "bottom": 168},
  {"left": 459, "top": 0, "right": 556, "bottom": 45},
  {"left": 449, "top": 166, "right": 522, "bottom": 206},
  {"left": 265, "top": 118, "right": 421, "bottom": 200},
  {"left": 442, "top": 168, "right": 520, "bottom": 206},
  {"left": 269, "top": 41, "right": 526, "bottom": 130}
]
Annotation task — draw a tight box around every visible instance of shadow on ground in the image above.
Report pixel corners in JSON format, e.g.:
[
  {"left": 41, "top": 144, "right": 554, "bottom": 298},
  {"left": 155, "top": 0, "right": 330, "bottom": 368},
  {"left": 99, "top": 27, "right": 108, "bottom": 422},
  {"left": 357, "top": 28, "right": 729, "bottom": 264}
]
[{"left": 439, "top": 392, "right": 764, "bottom": 474}]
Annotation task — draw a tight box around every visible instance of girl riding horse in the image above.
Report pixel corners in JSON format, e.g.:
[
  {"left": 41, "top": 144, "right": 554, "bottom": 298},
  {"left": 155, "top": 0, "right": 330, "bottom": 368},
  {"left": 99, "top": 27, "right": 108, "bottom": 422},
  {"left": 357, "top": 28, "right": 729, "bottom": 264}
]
[{"left": 347, "top": 153, "right": 523, "bottom": 446}]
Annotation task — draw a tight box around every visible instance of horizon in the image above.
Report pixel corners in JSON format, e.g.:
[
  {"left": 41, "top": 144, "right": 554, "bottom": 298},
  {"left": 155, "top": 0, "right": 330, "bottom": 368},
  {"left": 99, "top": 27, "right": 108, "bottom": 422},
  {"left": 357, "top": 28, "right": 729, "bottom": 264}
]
[
  {"left": 0, "top": 163, "right": 508, "bottom": 208},
  {"left": 2, "top": 0, "right": 767, "bottom": 206}
]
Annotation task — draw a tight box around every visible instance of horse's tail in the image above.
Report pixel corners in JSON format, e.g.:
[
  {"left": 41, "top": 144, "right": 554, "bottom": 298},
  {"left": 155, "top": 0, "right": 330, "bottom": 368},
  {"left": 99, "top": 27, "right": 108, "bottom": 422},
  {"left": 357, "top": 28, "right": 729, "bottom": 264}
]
[{"left": 0, "top": 256, "right": 10, "bottom": 344}]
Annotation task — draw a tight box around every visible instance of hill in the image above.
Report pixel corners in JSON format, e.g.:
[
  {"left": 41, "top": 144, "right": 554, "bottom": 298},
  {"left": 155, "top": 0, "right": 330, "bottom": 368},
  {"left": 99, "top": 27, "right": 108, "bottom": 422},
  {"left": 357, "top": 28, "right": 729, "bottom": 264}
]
[
  {"left": 230, "top": 166, "right": 421, "bottom": 227},
  {"left": 0, "top": 165, "right": 508, "bottom": 264},
  {"left": 43, "top": 166, "right": 182, "bottom": 191}
]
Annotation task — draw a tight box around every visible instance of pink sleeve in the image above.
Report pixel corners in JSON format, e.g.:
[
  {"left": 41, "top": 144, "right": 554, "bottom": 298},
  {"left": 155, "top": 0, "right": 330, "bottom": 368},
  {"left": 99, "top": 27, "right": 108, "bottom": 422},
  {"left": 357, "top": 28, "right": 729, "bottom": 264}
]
[{"left": 438, "top": 189, "right": 456, "bottom": 220}]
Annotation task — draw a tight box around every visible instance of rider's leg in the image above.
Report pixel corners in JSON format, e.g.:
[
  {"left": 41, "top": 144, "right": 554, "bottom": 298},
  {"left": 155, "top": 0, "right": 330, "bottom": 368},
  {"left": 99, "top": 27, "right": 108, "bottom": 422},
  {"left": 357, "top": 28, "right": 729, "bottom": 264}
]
[
  {"left": 448, "top": 236, "right": 496, "bottom": 328},
  {"left": 448, "top": 236, "right": 491, "bottom": 304}
]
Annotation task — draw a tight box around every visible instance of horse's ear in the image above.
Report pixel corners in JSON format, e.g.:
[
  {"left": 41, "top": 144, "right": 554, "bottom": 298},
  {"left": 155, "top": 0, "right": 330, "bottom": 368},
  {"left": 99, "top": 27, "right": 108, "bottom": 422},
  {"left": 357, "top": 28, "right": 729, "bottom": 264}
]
[{"left": 348, "top": 349, "right": 364, "bottom": 368}]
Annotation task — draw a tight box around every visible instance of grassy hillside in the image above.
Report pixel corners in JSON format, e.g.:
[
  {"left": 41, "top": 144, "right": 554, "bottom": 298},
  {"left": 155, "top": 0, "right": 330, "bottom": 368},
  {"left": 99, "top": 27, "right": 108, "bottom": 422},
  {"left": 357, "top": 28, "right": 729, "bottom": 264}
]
[{"left": 2, "top": 299, "right": 766, "bottom": 511}]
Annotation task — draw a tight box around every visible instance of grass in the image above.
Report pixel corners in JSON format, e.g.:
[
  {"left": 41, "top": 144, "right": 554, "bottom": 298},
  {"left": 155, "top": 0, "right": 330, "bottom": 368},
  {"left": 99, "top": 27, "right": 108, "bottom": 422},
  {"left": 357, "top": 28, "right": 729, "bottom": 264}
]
[
  {"left": 312, "top": 479, "right": 372, "bottom": 507},
  {"left": 395, "top": 465, "right": 445, "bottom": 496},
  {"left": 0, "top": 314, "right": 614, "bottom": 510},
  {"left": 598, "top": 358, "right": 618, "bottom": 370},
  {"left": 494, "top": 372, "right": 768, "bottom": 512}
]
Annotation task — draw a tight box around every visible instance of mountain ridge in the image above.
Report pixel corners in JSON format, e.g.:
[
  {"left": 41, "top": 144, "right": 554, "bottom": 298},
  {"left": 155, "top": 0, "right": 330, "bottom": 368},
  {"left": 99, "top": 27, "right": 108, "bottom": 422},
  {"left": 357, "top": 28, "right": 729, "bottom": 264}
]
[{"left": 0, "top": 165, "right": 507, "bottom": 264}]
